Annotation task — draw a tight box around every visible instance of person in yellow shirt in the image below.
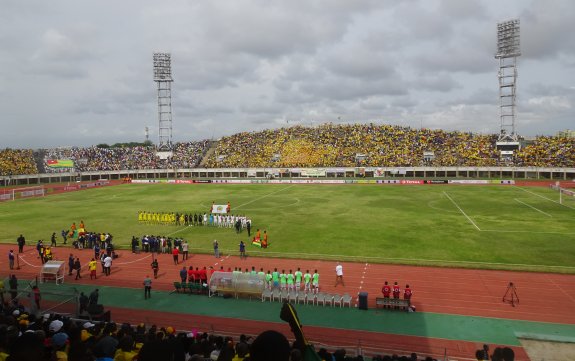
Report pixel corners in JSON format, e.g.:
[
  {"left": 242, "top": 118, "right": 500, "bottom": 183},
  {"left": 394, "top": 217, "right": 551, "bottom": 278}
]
[
  {"left": 88, "top": 258, "right": 98, "bottom": 280},
  {"left": 114, "top": 335, "right": 138, "bottom": 361}
]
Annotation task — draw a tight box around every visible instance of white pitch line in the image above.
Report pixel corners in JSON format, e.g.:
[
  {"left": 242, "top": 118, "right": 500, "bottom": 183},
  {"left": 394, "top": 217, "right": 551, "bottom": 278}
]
[
  {"left": 513, "top": 186, "right": 575, "bottom": 210},
  {"left": 480, "top": 229, "right": 575, "bottom": 235},
  {"left": 234, "top": 185, "right": 295, "bottom": 210},
  {"left": 114, "top": 253, "right": 152, "bottom": 265},
  {"left": 166, "top": 227, "right": 188, "bottom": 237},
  {"left": 514, "top": 198, "right": 552, "bottom": 217},
  {"left": 18, "top": 255, "right": 42, "bottom": 268},
  {"left": 443, "top": 191, "right": 481, "bottom": 231}
]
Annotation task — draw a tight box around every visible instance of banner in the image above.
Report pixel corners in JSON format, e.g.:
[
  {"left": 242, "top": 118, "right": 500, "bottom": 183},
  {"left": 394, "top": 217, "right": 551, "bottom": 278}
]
[
  {"left": 400, "top": 180, "right": 423, "bottom": 184},
  {"left": 374, "top": 168, "right": 385, "bottom": 177},
  {"left": 211, "top": 204, "right": 229, "bottom": 214},
  {"left": 424, "top": 180, "right": 448, "bottom": 184},
  {"left": 46, "top": 159, "right": 74, "bottom": 168},
  {"left": 301, "top": 168, "right": 326, "bottom": 177}
]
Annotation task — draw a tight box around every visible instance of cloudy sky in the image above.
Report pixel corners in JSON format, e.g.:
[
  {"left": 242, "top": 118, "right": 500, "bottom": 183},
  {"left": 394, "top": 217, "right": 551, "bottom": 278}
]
[{"left": 1, "top": 0, "right": 574, "bottom": 148}]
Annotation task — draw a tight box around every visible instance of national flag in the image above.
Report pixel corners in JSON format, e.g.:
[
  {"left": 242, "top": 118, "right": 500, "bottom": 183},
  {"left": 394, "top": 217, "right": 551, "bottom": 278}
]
[{"left": 47, "top": 159, "right": 74, "bottom": 168}]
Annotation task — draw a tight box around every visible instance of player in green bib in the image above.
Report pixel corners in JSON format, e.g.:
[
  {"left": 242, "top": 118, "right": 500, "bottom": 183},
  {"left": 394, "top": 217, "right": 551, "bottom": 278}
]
[
  {"left": 286, "top": 270, "right": 295, "bottom": 291},
  {"left": 312, "top": 270, "right": 319, "bottom": 293},
  {"left": 303, "top": 270, "right": 312, "bottom": 292},
  {"left": 280, "top": 270, "right": 287, "bottom": 290},
  {"left": 294, "top": 268, "right": 303, "bottom": 291},
  {"left": 265, "top": 270, "right": 273, "bottom": 289},
  {"left": 272, "top": 268, "right": 280, "bottom": 289}
]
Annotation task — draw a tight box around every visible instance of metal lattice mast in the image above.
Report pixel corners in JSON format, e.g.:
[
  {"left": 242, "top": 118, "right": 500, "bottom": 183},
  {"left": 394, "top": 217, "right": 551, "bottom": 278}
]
[
  {"left": 495, "top": 19, "right": 521, "bottom": 143},
  {"left": 153, "top": 53, "right": 173, "bottom": 150}
]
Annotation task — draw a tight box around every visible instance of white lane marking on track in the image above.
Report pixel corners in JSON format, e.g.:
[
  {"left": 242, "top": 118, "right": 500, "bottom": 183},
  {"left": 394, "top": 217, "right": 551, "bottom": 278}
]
[
  {"left": 18, "top": 255, "right": 42, "bottom": 268},
  {"left": 114, "top": 253, "right": 152, "bottom": 265}
]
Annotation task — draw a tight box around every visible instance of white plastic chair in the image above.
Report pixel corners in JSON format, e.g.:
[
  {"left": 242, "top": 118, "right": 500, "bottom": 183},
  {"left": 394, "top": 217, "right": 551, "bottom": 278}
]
[
  {"left": 261, "top": 288, "right": 272, "bottom": 302},
  {"left": 341, "top": 293, "right": 353, "bottom": 308},
  {"left": 305, "top": 292, "right": 316, "bottom": 306},
  {"left": 333, "top": 294, "right": 343, "bottom": 307},
  {"left": 271, "top": 289, "right": 281, "bottom": 302},
  {"left": 315, "top": 293, "right": 326, "bottom": 306}
]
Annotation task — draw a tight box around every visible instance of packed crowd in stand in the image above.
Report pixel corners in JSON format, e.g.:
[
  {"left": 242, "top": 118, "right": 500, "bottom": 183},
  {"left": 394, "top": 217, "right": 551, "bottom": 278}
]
[
  {"left": 514, "top": 136, "right": 575, "bottom": 167},
  {"left": 0, "top": 149, "right": 37, "bottom": 176},
  {"left": 0, "top": 280, "right": 514, "bottom": 361},
  {"left": 1, "top": 125, "right": 574, "bottom": 176},
  {"left": 32, "top": 140, "right": 211, "bottom": 174},
  {"left": 0, "top": 305, "right": 457, "bottom": 361},
  {"left": 205, "top": 124, "right": 574, "bottom": 168}
]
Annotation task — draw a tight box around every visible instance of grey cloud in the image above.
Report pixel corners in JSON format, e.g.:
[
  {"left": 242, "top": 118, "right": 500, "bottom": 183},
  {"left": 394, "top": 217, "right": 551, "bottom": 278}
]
[
  {"left": 520, "top": 1, "right": 575, "bottom": 59},
  {"left": 1, "top": 0, "right": 574, "bottom": 148}
]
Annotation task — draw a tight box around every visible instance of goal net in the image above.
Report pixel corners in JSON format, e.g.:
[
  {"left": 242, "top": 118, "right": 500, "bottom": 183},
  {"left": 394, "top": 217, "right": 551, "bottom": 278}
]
[
  {"left": 550, "top": 182, "right": 575, "bottom": 208},
  {"left": 559, "top": 188, "right": 575, "bottom": 208},
  {"left": 0, "top": 185, "right": 45, "bottom": 202}
]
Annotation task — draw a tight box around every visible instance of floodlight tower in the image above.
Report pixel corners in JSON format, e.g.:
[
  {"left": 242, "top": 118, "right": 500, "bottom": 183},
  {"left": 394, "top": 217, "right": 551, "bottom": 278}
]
[
  {"left": 495, "top": 19, "right": 521, "bottom": 146},
  {"left": 153, "top": 53, "right": 173, "bottom": 151}
]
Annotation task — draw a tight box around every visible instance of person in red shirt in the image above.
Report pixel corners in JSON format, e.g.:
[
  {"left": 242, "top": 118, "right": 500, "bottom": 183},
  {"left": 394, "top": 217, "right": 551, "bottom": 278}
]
[
  {"left": 199, "top": 267, "right": 208, "bottom": 284},
  {"left": 393, "top": 282, "right": 401, "bottom": 309},
  {"left": 382, "top": 281, "right": 391, "bottom": 309},
  {"left": 172, "top": 247, "right": 179, "bottom": 265},
  {"left": 404, "top": 284, "right": 412, "bottom": 301},
  {"left": 187, "top": 266, "right": 195, "bottom": 283},
  {"left": 404, "top": 284, "right": 413, "bottom": 311}
]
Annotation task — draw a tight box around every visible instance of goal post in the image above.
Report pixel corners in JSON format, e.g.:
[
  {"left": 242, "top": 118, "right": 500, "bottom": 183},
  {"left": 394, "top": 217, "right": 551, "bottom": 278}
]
[
  {"left": 0, "top": 185, "right": 45, "bottom": 202},
  {"left": 559, "top": 188, "right": 575, "bottom": 208},
  {"left": 550, "top": 182, "right": 575, "bottom": 208}
]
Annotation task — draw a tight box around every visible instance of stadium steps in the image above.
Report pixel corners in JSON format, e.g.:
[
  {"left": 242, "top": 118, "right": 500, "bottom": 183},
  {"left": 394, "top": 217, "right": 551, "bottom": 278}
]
[
  {"left": 198, "top": 141, "right": 219, "bottom": 167},
  {"left": 33, "top": 149, "right": 46, "bottom": 173}
]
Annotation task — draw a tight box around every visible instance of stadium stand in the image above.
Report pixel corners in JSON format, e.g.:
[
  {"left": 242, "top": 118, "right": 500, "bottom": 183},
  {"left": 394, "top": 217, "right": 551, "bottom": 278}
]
[
  {"left": 2, "top": 124, "right": 574, "bottom": 176},
  {"left": 38, "top": 140, "right": 211, "bottom": 173},
  {"left": 0, "top": 149, "right": 37, "bottom": 176},
  {"left": 0, "top": 308, "right": 446, "bottom": 361},
  {"left": 203, "top": 124, "right": 574, "bottom": 168}
]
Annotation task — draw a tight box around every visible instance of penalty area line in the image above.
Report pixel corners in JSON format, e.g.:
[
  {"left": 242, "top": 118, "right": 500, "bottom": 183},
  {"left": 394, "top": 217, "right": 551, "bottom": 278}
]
[
  {"left": 443, "top": 191, "right": 481, "bottom": 231},
  {"left": 514, "top": 198, "right": 552, "bottom": 217},
  {"left": 513, "top": 186, "right": 575, "bottom": 210}
]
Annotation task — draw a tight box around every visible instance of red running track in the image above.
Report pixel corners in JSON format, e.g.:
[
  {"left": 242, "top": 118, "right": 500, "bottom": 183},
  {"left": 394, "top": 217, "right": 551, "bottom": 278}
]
[{"left": 4, "top": 244, "right": 572, "bottom": 360}]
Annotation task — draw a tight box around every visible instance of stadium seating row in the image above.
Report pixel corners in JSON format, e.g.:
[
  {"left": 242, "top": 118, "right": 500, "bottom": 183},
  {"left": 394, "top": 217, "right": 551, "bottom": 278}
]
[{"left": 2, "top": 124, "right": 574, "bottom": 176}]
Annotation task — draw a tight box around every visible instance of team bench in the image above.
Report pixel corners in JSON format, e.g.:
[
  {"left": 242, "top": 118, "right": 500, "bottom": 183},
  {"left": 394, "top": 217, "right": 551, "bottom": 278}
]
[{"left": 375, "top": 297, "right": 410, "bottom": 311}]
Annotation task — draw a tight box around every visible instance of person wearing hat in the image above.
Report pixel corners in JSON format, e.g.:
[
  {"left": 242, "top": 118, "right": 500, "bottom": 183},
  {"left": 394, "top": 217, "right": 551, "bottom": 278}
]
[
  {"left": 49, "top": 319, "right": 64, "bottom": 334},
  {"left": 93, "top": 323, "right": 118, "bottom": 361},
  {"left": 81, "top": 322, "right": 96, "bottom": 342},
  {"left": 51, "top": 332, "right": 69, "bottom": 360}
]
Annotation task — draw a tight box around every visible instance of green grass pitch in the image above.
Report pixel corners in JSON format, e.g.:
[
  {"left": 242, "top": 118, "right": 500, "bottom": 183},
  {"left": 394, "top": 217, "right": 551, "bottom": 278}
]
[{"left": 1, "top": 183, "right": 574, "bottom": 272}]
